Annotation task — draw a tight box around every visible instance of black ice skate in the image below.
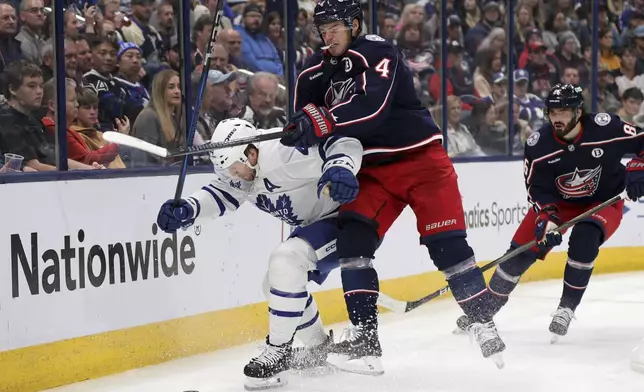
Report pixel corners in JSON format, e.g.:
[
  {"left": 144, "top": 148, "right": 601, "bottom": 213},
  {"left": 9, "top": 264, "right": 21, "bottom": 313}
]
[
  {"left": 290, "top": 330, "right": 334, "bottom": 371},
  {"left": 468, "top": 321, "right": 506, "bottom": 369},
  {"left": 326, "top": 324, "right": 384, "bottom": 376},
  {"left": 549, "top": 307, "right": 575, "bottom": 344},
  {"left": 453, "top": 314, "right": 472, "bottom": 334},
  {"left": 243, "top": 337, "right": 292, "bottom": 390}
]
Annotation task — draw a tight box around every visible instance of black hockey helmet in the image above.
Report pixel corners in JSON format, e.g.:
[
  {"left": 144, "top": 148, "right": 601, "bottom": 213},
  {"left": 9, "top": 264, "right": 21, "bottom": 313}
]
[
  {"left": 545, "top": 84, "right": 584, "bottom": 111},
  {"left": 313, "top": 0, "right": 363, "bottom": 38},
  {"left": 545, "top": 84, "right": 585, "bottom": 137}
]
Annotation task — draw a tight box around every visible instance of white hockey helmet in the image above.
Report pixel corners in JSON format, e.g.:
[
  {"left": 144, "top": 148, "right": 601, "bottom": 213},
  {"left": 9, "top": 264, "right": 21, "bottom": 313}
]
[{"left": 209, "top": 119, "right": 259, "bottom": 171}]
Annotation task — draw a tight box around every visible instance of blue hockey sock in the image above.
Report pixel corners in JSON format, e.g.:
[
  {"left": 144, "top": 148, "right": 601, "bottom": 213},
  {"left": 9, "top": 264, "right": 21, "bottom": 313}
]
[
  {"left": 561, "top": 223, "right": 601, "bottom": 311},
  {"left": 560, "top": 258, "right": 594, "bottom": 311},
  {"left": 341, "top": 265, "right": 379, "bottom": 329},
  {"left": 447, "top": 266, "right": 493, "bottom": 323}
]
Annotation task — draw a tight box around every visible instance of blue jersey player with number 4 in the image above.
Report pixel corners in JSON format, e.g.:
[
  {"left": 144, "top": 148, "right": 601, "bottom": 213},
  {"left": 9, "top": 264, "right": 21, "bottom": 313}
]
[
  {"left": 455, "top": 84, "right": 644, "bottom": 342},
  {"left": 281, "top": 0, "right": 507, "bottom": 374}
]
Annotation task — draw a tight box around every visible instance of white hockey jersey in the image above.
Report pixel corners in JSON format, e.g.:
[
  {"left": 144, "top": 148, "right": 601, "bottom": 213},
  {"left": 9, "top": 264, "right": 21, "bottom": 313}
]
[{"left": 185, "top": 131, "right": 363, "bottom": 227}]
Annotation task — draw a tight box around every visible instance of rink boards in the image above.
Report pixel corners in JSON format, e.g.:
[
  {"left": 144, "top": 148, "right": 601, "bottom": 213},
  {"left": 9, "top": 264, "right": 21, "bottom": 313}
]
[{"left": 1, "top": 160, "right": 643, "bottom": 391}]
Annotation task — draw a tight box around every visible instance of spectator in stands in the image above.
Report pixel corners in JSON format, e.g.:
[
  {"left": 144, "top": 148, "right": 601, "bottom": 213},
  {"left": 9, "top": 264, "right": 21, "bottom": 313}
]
[
  {"left": 633, "top": 26, "right": 644, "bottom": 72},
  {"left": 0, "top": 2, "right": 22, "bottom": 73},
  {"left": 72, "top": 87, "right": 128, "bottom": 168},
  {"left": 121, "top": 0, "right": 164, "bottom": 72},
  {"left": 262, "top": 11, "right": 283, "bottom": 60},
  {"left": 617, "top": 87, "right": 644, "bottom": 123},
  {"left": 153, "top": 0, "right": 176, "bottom": 52},
  {"left": 218, "top": 28, "right": 249, "bottom": 70},
  {"left": 16, "top": 0, "right": 46, "bottom": 65},
  {"left": 191, "top": 69, "right": 236, "bottom": 143},
  {"left": 473, "top": 48, "right": 502, "bottom": 98},
  {"left": 614, "top": 46, "right": 644, "bottom": 95},
  {"left": 561, "top": 65, "right": 581, "bottom": 86},
  {"left": 63, "top": 9, "right": 81, "bottom": 39},
  {"left": 398, "top": 22, "right": 433, "bottom": 74},
  {"left": 543, "top": 11, "right": 573, "bottom": 53},
  {"left": 84, "top": 37, "right": 147, "bottom": 131},
  {"left": 598, "top": 3, "right": 620, "bottom": 47},
  {"left": 83, "top": 4, "right": 106, "bottom": 37},
  {"left": 555, "top": 31, "right": 583, "bottom": 76},
  {"left": 0, "top": 61, "right": 99, "bottom": 171},
  {"left": 469, "top": 98, "right": 507, "bottom": 156},
  {"left": 524, "top": 41, "right": 559, "bottom": 99},
  {"left": 445, "top": 15, "right": 463, "bottom": 46},
  {"left": 599, "top": 27, "right": 621, "bottom": 71},
  {"left": 242, "top": 71, "right": 285, "bottom": 129},
  {"left": 464, "top": 1, "right": 501, "bottom": 58},
  {"left": 513, "top": 4, "right": 535, "bottom": 55},
  {"left": 130, "top": 69, "right": 182, "bottom": 166},
  {"left": 618, "top": 10, "right": 644, "bottom": 47},
  {"left": 235, "top": 4, "right": 283, "bottom": 76},
  {"left": 429, "top": 40, "right": 475, "bottom": 104},
  {"left": 75, "top": 35, "right": 93, "bottom": 75},
  {"left": 209, "top": 42, "right": 235, "bottom": 73},
  {"left": 511, "top": 97, "right": 533, "bottom": 154},
  {"left": 382, "top": 14, "right": 397, "bottom": 44},
  {"left": 113, "top": 42, "right": 150, "bottom": 106},
  {"left": 192, "top": 14, "right": 213, "bottom": 66},
  {"left": 40, "top": 42, "right": 54, "bottom": 80},
  {"left": 513, "top": 68, "right": 546, "bottom": 131},
  {"left": 490, "top": 72, "right": 507, "bottom": 103},
  {"left": 584, "top": 63, "right": 620, "bottom": 113},
  {"left": 64, "top": 38, "right": 80, "bottom": 84},
  {"left": 42, "top": 78, "right": 118, "bottom": 167},
  {"left": 445, "top": 95, "right": 484, "bottom": 157},
  {"left": 456, "top": 0, "right": 480, "bottom": 36}
]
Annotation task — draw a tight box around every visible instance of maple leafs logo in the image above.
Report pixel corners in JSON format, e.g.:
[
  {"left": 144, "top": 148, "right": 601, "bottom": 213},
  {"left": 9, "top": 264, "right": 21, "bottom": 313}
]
[{"left": 255, "top": 194, "right": 303, "bottom": 226}]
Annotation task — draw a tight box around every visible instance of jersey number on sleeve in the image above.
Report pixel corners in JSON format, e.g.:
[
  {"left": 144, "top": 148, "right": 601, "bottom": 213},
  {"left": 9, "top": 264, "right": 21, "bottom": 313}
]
[
  {"left": 523, "top": 158, "right": 530, "bottom": 177},
  {"left": 624, "top": 123, "right": 638, "bottom": 136},
  {"left": 374, "top": 58, "right": 391, "bottom": 78}
]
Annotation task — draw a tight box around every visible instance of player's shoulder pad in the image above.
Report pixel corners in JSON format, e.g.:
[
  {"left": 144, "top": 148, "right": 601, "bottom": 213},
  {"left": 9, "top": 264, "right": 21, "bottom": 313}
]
[
  {"left": 525, "top": 123, "right": 558, "bottom": 154},
  {"left": 350, "top": 36, "right": 399, "bottom": 66},
  {"left": 301, "top": 51, "right": 325, "bottom": 70}
]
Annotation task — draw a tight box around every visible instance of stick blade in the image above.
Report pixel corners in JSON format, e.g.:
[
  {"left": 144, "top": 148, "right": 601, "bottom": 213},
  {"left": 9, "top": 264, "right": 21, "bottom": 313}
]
[{"left": 103, "top": 132, "right": 169, "bottom": 158}]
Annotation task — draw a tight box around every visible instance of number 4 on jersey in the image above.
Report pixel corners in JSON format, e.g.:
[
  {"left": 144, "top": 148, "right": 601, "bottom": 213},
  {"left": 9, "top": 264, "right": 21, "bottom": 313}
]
[{"left": 375, "top": 58, "right": 391, "bottom": 78}]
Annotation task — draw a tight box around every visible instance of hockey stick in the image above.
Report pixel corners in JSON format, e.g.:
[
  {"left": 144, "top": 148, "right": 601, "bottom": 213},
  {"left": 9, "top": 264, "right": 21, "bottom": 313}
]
[
  {"left": 376, "top": 191, "right": 629, "bottom": 314},
  {"left": 172, "top": 0, "right": 225, "bottom": 204},
  {"left": 103, "top": 130, "right": 285, "bottom": 158}
]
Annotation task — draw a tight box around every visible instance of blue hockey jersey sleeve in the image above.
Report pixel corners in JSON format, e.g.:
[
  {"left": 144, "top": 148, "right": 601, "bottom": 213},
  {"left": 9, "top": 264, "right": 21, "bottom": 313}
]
[
  {"left": 523, "top": 141, "right": 562, "bottom": 211},
  {"left": 329, "top": 48, "right": 400, "bottom": 137}
]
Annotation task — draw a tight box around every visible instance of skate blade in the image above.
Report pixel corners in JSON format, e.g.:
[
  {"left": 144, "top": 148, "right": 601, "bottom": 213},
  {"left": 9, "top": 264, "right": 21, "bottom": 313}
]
[
  {"left": 291, "top": 364, "right": 336, "bottom": 378},
  {"left": 326, "top": 354, "right": 384, "bottom": 376},
  {"left": 244, "top": 374, "right": 287, "bottom": 391},
  {"left": 489, "top": 353, "right": 505, "bottom": 369},
  {"left": 452, "top": 327, "right": 468, "bottom": 335},
  {"left": 550, "top": 333, "right": 561, "bottom": 344}
]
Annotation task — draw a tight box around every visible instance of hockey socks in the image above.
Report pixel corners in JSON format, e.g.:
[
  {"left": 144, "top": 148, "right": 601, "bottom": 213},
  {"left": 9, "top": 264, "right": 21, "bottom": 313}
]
[
  {"left": 559, "top": 257, "right": 595, "bottom": 311},
  {"left": 447, "top": 265, "right": 494, "bottom": 323},
  {"left": 340, "top": 259, "right": 379, "bottom": 329},
  {"left": 560, "top": 223, "right": 601, "bottom": 312}
]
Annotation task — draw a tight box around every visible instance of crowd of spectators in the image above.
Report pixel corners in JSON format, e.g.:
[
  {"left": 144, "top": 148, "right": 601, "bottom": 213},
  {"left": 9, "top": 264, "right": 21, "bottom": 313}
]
[{"left": 1, "top": 0, "right": 643, "bottom": 172}]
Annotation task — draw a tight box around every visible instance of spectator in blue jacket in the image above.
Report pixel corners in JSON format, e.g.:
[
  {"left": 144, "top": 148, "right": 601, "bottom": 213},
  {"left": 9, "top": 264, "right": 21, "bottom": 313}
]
[
  {"left": 234, "top": 4, "right": 283, "bottom": 77},
  {"left": 463, "top": 1, "right": 501, "bottom": 59}
]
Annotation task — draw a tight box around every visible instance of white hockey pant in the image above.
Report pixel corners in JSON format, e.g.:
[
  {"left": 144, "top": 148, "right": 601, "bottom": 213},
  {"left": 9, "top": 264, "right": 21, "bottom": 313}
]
[{"left": 262, "top": 237, "right": 326, "bottom": 347}]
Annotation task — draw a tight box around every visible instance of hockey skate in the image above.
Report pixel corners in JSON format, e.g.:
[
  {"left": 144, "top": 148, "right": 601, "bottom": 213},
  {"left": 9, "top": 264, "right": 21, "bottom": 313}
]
[
  {"left": 326, "top": 324, "right": 384, "bottom": 376},
  {"left": 453, "top": 314, "right": 472, "bottom": 334},
  {"left": 290, "top": 330, "right": 335, "bottom": 371},
  {"left": 243, "top": 338, "right": 292, "bottom": 390},
  {"left": 468, "top": 321, "right": 506, "bottom": 369},
  {"left": 549, "top": 307, "right": 575, "bottom": 344}
]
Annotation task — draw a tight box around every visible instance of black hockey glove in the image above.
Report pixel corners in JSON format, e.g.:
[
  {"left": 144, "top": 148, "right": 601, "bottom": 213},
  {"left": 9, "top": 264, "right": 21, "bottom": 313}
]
[
  {"left": 157, "top": 199, "right": 195, "bottom": 233},
  {"left": 534, "top": 206, "right": 562, "bottom": 252},
  {"left": 625, "top": 157, "right": 644, "bottom": 201},
  {"left": 281, "top": 104, "right": 336, "bottom": 150}
]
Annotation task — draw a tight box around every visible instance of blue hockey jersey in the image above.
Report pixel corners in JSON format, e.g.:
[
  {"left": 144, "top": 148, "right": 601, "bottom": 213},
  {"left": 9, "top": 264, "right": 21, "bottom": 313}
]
[
  {"left": 523, "top": 113, "right": 644, "bottom": 211},
  {"left": 294, "top": 35, "right": 442, "bottom": 158}
]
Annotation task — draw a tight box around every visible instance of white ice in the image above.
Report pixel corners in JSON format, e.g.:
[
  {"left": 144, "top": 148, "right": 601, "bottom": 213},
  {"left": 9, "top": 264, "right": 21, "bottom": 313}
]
[{"left": 47, "top": 272, "right": 644, "bottom": 392}]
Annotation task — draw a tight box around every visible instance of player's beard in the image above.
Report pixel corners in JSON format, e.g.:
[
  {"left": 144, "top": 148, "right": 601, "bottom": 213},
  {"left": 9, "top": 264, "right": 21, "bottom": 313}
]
[{"left": 552, "top": 117, "right": 578, "bottom": 139}]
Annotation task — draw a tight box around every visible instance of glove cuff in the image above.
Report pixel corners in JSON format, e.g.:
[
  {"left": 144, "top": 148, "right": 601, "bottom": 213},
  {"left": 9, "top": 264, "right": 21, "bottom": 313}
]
[
  {"left": 185, "top": 197, "right": 199, "bottom": 219},
  {"left": 626, "top": 157, "right": 644, "bottom": 171},
  {"left": 302, "top": 104, "right": 334, "bottom": 138},
  {"left": 537, "top": 205, "right": 560, "bottom": 224}
]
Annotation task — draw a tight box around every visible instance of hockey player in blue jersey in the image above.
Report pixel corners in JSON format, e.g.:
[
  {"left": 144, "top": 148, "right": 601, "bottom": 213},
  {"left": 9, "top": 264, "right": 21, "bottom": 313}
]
[
  {"left": 455, "top": 84, "right": 644, "bottom": 341},
  {"left": 280, "top": 0, "right": 506, "bottom": 373}
]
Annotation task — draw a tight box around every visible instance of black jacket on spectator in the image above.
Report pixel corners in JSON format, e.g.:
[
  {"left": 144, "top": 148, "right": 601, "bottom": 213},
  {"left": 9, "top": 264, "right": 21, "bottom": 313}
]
[
  {"left": 0, "top": 104, "right": 55, "bottom": 165},
  {"left": 83, "top": 70, "right": 147, "bottom": 130},
  {"left": 525, "top": 61, "right": 560, "bottom": 100},
  {"left": 0, "top": 35, "right": 22, "bottom": 73},
  {"left": 555, "top": 51, "right": 584, "bottom": 75},
  {"left": 464, "top": 21, "right": 492, "bottom": 58}
]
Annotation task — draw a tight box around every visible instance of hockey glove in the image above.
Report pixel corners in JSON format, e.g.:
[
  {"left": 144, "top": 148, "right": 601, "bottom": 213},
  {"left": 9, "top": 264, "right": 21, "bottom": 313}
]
[
  {"left": 317, "top": 166, "right": 359, "bottom": 204},
  {"left": 625, "top": 157, "right": 644, "bottom": 201},
  {"left": 534, "top": 207, "right": 562, "bottom": 252},
  {"left": 281, "top": 104, "right": 335, "bottom": 150},
  {"left": 157, "top": 199, "right": 196, "bottom": 233}
]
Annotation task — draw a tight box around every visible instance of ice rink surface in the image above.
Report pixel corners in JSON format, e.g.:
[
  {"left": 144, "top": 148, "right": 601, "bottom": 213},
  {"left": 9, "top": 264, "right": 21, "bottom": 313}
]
[{"left": 48, "top": 272, "right": 644, "bottom": 392}]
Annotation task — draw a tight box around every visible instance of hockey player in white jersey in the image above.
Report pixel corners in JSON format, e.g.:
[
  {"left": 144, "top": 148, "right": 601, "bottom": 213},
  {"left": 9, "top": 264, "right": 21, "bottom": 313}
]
[{"left": 155, "top": 119, "right": 362, "bottom": 390}]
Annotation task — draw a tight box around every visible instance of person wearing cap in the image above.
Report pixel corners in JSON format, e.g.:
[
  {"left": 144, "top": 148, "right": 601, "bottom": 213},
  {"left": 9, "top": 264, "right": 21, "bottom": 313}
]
[
  {"left": 513, "top": 69, "right": 546, "bottom": 131},
  {"left": 524, "top": 40, "right": 560, "bottom": 99},
  {"left": 120, "top": 0, "right": 164, "bottom": 72},
  {"left": 113, "top": 41, "right": 151, "bottom": 116},
  {"left": 446, "top": 14, "right": 463, "bottom": 45},
  {"left": 490, "top": 72, "right": 506, "bottom": 103},
  {"left": 618, "top": 9, "right": 644, "bottom": 47},
  {"left": 464, "top": 1, "right": 502, "bottom": 58},
  {"left": 191, "top": 69, "right": 239, "bottom": 143},
  {"left": 234, "top": 4, "right": 283, "bottom": 76},
  {"left": 614, "top": 46, "right": 644, "bottom": 96}
]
